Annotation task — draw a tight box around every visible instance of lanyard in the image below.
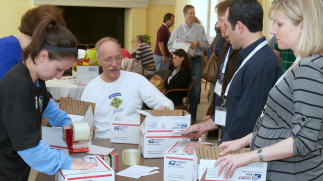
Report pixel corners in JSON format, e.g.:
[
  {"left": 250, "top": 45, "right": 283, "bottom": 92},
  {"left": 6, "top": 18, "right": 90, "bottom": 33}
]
[
  {"left": 183, "top": 23, "right": 194, "bottom": 38},
  {"left": 221, "top": 47, "right": 231, "bottom": 75},
  {"left": 224, "top": 40, "right": 268, "bottom": 97},
  {"left": 167, "top": 69, "right": 178, "bottom": 84}
]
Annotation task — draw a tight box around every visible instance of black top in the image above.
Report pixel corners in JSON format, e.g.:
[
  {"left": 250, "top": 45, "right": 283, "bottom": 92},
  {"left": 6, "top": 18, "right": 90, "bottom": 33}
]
[
  {"left": 223, "top": 37, "right": 283, "bottom": 141},
  {"left": 164, "top": 68, "right": 192, "bottom": 106},
  {"left": 0, "top": 63, "right": 50, "bottom": 180}
]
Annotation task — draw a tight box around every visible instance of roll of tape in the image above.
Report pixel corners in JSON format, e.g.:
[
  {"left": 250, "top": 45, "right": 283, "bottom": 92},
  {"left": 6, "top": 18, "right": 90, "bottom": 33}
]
[
  {"left": 69, "top": 122, "right": 90, "bottom": 141},
  {"left": 122, "top": 149, "right": 140, "bottom": 165}
]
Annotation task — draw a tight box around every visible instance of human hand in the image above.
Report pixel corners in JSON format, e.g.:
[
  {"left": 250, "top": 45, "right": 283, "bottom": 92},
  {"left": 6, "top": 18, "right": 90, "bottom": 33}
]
[
  {"left": 62, "top": 125, "right": 70, "bottom": 140},
  {"left": 203, "top": 115, "right": 211, "bottom": 121},
  {"left": 182, "top": 142, "right": 212, "bottom": 154},
  {"left": 190, "top": 41, "right": 199, "bottom": 49},
  {"left": 217, "top": 139, "right": 246, "bottom": 156},
  {"left": 162, "top": 56, "right": 167, "bottom": 64},
  {"left": 70, "top": 159, "right": 98, "bottom": 170},
  {"left": 182, "top": 124, "right": 204, "bottom": 141},
  {"left": 214, "top": 152, "right": 251, "bottom": 179}
]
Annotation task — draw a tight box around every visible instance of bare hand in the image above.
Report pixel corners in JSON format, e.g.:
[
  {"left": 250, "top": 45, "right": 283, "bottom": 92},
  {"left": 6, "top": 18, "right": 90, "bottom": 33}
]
[
  {"left": 182, "top": 124, "right": 204, "bottom": 141},
  {"left": 70, "top": 159, "right": 98, "bottom": 170},
  {"left": 62, "top": 125, "right": 70, "bottom": 140},
  {"left": 214, "top": 153, "right": 251, "bottom": 179},
  {"left": 190, "top": 41, "right": 199, "bottom": 50},
  {"left": 203, "top": 115, "right": 211, "bottom": 121},
  {"left": 218, "top": 139, "right": 246, "bottom": 156},
  {"left": 162, "top": 56, "right": 167, "bottom": 64},
  {"left": 182, "top": 142, "right": 211, "bottom": 154}
]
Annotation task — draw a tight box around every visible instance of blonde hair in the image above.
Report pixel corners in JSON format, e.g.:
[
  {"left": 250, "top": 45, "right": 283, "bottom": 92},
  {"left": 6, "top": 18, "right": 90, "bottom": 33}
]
[{"left": 269, "top": 0, "right": 323, "bottom": 58}]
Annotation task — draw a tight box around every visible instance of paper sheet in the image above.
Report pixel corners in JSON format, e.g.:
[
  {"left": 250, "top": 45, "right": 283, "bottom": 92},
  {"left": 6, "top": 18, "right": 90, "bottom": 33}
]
[
  {"left": 87, "top": 145, "right": 114, "bottom": 155},
  {"left": 116, "top": 165, "right": 160, "bottom": 179},
  {"left": 68, "top": 114, "right": 84, "bottom": 122}
]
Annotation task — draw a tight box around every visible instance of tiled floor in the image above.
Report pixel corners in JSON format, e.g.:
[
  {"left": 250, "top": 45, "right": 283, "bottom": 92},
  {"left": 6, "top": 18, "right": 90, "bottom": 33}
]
[{"left": 28, "top": 81, "right": 216, "bottom": 180}]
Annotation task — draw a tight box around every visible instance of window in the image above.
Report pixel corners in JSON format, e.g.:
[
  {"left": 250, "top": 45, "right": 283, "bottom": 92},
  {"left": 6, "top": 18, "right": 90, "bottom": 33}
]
[{"left": 191, "top": 0, "right": 221, "bottom": 43}]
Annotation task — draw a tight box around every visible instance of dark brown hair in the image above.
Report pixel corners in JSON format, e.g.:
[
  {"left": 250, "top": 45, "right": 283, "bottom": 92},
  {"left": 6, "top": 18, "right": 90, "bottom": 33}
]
[
  {"left": 23, "top": 14, "right": 77, "bottom": 63},
  {"left": 173, "top": 49, "right": 191, "bottom": 72},
  {"left": 183, "top": 5, "right": 194, "bottom": 13},
  {"left": 19, "top": 5, "right": 66, "bottom": 36},
  {"left": 215, "top": 0, "right": 232, "bottom": 16},
  {"left": 163, "top": 13, "right": 174, "bottom": 23}
]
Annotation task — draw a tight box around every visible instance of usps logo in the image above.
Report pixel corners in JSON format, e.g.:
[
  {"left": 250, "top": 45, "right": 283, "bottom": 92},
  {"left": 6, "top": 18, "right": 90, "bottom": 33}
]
[
  {"left": 169, "top": 160, "right": 176, "bottom": 165},
  {"left": 148, "top": 139, "right": 154, "bottom": 143},
  {"left": 181, "top": 124, "right": 187, "bottom": 129},
  {"left": 255, "top": 174, "right": 262, "bottom": 179},
  {"left": 114, "top": 126, "right": 120, "bottom": 130}
]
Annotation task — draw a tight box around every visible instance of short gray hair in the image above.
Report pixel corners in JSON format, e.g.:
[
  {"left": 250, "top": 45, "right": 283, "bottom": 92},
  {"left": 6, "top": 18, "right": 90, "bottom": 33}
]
[
  {"left": 134, "top": 35, "right": 145, "bottom": 43},
  {"left": 95, "top": 37, "right": 121, "bottom": 58}
]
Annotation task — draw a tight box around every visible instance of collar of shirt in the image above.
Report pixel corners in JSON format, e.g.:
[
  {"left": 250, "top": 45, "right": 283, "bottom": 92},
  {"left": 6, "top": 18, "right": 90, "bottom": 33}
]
[
  {"left": 184, "top": 22, "right": 195, "bottom": 30},
  {"left": 238, "top": 36, "right": 267, "bottom": 65},
  {"left": 163, "top": 23, "right": 169, "bottom": 29}
]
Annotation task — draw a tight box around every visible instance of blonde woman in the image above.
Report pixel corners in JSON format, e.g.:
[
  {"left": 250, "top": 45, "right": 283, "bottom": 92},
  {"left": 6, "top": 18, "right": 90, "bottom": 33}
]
[{"left": 214, "top": 0, "right": 323, "bottom": 180}]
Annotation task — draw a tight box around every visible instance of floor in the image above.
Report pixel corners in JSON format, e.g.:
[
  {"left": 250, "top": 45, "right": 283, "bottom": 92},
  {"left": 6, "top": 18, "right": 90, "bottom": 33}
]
[{"left": 28, "top": 81, "right": 216, "bottom": 181}]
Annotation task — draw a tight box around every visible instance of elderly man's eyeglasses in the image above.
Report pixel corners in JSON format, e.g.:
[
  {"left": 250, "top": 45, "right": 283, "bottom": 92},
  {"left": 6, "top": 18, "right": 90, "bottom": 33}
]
[{"left": 99, "top": 56, "right": 122, "bottom": 64}]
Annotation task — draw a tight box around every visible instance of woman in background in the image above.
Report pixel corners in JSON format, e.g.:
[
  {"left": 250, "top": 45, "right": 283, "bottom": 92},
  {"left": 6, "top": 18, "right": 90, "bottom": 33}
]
[{"left": 155, "top": 49, "right": 192, "bottom": 106}]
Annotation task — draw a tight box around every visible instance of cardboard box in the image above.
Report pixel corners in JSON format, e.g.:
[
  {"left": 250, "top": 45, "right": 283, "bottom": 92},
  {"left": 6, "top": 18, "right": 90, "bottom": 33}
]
[
  {"left": 77, "top": 65, "right": 99, "bottom": 86},
  {"left": 138, "top": 110, "right": 191, "bottom": 158},
  {"left": 193, "top": 146, "right": 268, "bottom": 181},
  {"left": 110, "top": 116, "right": 140, "bottom": 144},
  {"left": 56, "top": 155, "right": 115, "bottom": 181},
  {"left": 42, "top": 97, "right": 96, "bottom": 154},
  {"left": 164, "top": 141, "right": 196, "bottom": 181}
]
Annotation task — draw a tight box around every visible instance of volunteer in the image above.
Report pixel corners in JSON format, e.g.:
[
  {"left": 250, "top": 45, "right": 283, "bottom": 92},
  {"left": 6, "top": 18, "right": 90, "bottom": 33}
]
[
  {"left": 214, "top": 0, "right": 323, "bottom": 180},
  {"left": 0, "top": 15, "right": 97, "bottom": 180}
]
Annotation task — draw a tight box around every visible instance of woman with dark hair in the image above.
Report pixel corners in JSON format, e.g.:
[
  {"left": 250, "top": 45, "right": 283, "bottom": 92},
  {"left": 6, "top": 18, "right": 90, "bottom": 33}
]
[
  {"left": 0, "top": 5, "right": 66, "bottom": 79},
  {"left": 154, "top": 49, "right": 192, "bottom": 106},
  {"left": 0, "top": 15, "right": 97, "bottom": 180}
]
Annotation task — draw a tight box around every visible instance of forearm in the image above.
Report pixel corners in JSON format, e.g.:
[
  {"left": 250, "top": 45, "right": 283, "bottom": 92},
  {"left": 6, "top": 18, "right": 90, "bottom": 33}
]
[
  {"left": 199, "top": 119, "right": 219, "bottom": 132},
  {"left": 43, "top": 99, "right": 71, "bottom": 127},
  {"left": 199, "top": 41, "right": 209, "bottom": 51},
  {"left": 247, "top": 137, "right": 294, "bottom": 163},
  {"left": 158, "top": 42, "right": 166, "bottom": 55}
]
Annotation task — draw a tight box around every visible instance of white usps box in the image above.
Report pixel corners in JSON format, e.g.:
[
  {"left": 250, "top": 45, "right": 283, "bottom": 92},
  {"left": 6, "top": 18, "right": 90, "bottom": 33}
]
[
  {"left": 110, "top": 116, "right": 140, "bottom": 144},
  {"left": 56, "top": 155, "right": 115, "bottom": 181},
  {"left": 138, "top": 110, "right": 191, "bottom": 158},
  {"left": 193, "top": 146, "right": 268, "bottom": 181},
  {"left": 164, "top": 141, "right": 196, "bottom": 181},
  {"left": 77, "top": 65, "right": 99, "bottom": 86}
]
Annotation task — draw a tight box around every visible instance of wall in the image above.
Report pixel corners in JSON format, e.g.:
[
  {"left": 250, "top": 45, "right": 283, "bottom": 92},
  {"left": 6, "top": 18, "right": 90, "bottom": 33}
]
[
  {"left": 146, "top": 5, "right": 175, "bottom": 51},
  {"left": 0, "top": 0, "right": 34, "bottom": 37}
]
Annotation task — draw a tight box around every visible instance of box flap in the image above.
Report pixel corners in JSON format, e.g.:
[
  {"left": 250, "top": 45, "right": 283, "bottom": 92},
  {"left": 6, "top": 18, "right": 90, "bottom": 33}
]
[
  {"left": 139, "top": 110, "right": 188, "bottom": 124},
  {"left": 59, "top": 97, "right": 95, "bottom": 116},
  {"left": 195, "top": 146, "right": 249, "bottom": 164}
]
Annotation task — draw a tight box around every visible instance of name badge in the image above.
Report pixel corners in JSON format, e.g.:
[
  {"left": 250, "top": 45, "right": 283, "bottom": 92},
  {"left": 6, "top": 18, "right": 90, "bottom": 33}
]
[
  {"left": 214, "top": 80, "right": 222, "bottom": 96},
  {"left": 214, "top": 106, "right": 227, "bottom": 126}
]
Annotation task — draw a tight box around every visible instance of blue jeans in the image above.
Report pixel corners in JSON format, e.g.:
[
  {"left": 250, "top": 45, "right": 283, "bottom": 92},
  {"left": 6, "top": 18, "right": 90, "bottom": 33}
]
[
  {"left": 189, "top": 56, "right": 203, "bottom": 120},
  {"left": 154, "top": 54, "right": 170, "bottom": 71}
]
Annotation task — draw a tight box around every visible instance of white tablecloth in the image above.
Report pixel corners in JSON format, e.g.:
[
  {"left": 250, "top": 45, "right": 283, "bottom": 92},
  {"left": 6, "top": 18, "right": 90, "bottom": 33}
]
[{"left": 46, "top": 76, "right": 85, "bottom": 100}]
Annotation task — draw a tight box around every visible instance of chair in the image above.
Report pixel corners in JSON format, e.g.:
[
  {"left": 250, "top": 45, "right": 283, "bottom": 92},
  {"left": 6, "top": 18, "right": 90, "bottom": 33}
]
[
  {"left": 142, "top": 65, "right": 156, "bottom": 79},
  {"left": 164, "top": 77, "right": 195, "bottom": 111}
]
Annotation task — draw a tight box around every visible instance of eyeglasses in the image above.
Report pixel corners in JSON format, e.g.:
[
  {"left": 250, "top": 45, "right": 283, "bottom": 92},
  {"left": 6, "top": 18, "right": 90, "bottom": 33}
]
[{"left": 99, "top": 56, "right": 122, "bottom": 64}]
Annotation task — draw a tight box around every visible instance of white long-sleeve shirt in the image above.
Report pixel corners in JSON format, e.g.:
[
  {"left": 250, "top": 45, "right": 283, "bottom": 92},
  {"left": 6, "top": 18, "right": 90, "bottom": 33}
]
[{"left": 81, "top": 71, "right": 174, "bottom": 138}]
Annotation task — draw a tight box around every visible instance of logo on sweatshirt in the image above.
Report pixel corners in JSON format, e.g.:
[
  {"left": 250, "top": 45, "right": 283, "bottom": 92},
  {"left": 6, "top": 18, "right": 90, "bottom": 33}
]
[{"left": 38, "top": 96, "right": 43, "bottom": 112}]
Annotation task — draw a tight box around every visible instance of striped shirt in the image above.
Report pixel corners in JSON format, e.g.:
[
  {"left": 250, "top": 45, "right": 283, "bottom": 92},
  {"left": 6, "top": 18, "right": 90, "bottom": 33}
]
[
  {"left": 250, "top": 54, "right": 323, "bottom": 180},
  {"left": 135, "top": 43, "right": 156, "bottom": 71}
]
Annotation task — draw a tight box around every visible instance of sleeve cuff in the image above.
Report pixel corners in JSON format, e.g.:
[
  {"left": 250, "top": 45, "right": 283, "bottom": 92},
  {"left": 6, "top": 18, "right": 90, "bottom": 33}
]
[
  {"left": 62, "top": 155, "right": 73, "bottom": 169},
  {"left": 60, "top": 119, "right": 71, "bottom": 128}
]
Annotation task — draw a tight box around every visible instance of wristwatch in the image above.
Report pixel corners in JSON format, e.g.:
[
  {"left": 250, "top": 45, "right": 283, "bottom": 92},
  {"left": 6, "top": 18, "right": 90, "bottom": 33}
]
[{"left": 257, "top": 148, "right": 264, "bottom": 162}]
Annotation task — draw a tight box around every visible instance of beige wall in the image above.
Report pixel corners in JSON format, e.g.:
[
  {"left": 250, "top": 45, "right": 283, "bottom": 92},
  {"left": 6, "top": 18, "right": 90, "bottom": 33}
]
[{"left": 0, "top": 0, "right": 34, "bottom": 37}]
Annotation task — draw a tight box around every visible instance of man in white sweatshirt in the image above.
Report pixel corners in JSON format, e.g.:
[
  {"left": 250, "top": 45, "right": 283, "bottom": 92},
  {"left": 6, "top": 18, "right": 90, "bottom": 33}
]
[{"left": 81, "top": 37, "right": 174, "bottom": 139}]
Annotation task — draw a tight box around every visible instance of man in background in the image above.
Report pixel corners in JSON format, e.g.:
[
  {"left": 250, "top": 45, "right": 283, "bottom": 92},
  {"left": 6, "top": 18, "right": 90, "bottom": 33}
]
[
  {"left": 154, "top": 13, "right": 174, "bottom": 71},
  {"left": 168, "top": 5, "right": 209, "bottom": 124}
]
